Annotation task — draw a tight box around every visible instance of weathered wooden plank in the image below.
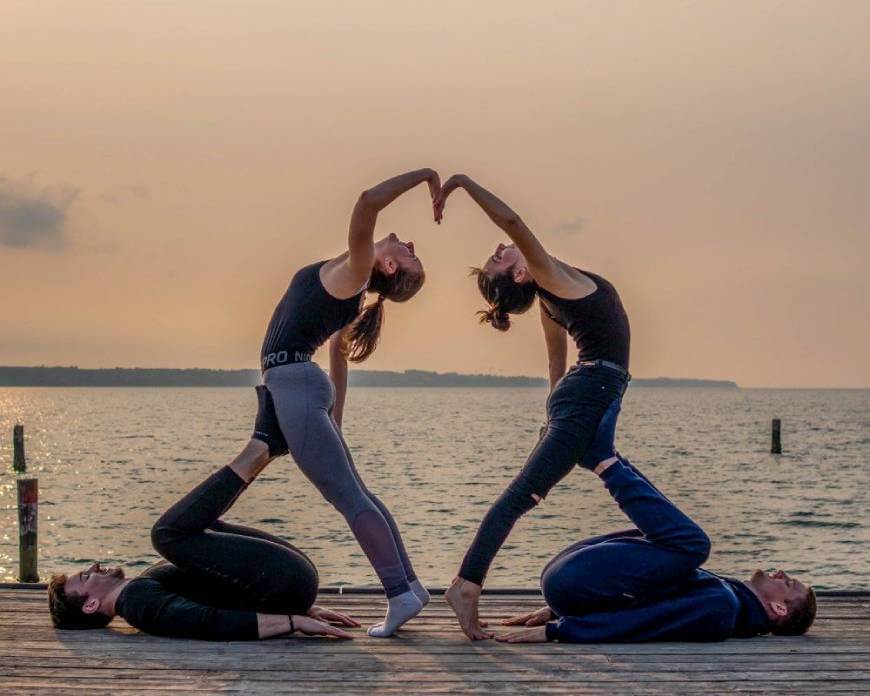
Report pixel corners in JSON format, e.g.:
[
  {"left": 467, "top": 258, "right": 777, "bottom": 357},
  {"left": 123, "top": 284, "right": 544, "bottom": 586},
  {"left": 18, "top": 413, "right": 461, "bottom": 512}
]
[
  {"left": 2, "top": 635, "right": 868, "bottom": 653},
  {"left": 1, "top": 589, "right": 866, "bottom": 694},
  {"left": 0, "top": 656, "right": 866, "bottom": 675},
  {"left": 1, "top": 666, "right": 869, "bottom": 683}
]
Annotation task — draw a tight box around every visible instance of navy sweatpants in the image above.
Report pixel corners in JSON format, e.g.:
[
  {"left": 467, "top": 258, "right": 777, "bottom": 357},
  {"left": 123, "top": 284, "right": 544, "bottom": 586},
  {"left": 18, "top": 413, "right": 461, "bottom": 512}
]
[{"left": 542, "top": 458, "right": 711, "bottom": 618}]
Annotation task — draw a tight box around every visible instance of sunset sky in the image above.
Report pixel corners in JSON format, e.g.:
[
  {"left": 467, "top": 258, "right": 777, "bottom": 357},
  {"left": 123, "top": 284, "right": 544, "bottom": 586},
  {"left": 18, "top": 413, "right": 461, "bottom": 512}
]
[{"left": 1, "top": 1, "right": 868, "bottom": 387}]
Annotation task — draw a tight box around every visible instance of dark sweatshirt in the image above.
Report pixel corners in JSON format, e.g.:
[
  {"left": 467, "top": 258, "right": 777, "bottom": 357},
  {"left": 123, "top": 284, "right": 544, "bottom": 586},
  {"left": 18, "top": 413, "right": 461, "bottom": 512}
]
[
  {"left": 115, "top": 562, "right": 260, "bottom": 641},
  {"left": 545, "top": 570, "right": 771, "bottom": 643}
]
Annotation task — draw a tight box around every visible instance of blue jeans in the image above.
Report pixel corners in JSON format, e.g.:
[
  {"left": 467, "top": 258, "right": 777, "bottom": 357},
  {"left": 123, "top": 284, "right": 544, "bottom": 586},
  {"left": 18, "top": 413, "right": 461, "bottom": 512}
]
[
  {"left": 541, "top": 458, "right": 711, "bottom": 617},
  {"left": 459, "top": 363, "right": 629, "bottom": 585}
]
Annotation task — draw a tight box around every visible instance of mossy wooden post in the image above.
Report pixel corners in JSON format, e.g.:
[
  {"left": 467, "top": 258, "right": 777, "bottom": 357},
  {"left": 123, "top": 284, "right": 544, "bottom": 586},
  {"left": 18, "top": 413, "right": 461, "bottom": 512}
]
[
  {"left": 17, "top": 478, "right": 38, "bottom": 582},
  {"left": 13, "top": 424, "right": 26, "bottom": 472},
  {"left": 771, "top": 418, "right": 782, "bottom": 454}
]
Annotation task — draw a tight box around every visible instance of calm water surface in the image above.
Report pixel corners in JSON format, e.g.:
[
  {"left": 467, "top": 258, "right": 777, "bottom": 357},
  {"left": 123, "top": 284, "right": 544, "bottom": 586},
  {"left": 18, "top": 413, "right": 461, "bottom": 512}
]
[{"left": 1, "top": 387, "right": 867, "bottom": 589}]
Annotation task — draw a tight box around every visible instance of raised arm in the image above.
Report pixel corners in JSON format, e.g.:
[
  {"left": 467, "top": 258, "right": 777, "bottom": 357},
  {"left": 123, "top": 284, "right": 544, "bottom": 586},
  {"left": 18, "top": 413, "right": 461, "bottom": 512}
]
[
  {"left": 540, "top": 301, "right": 567, "bottom": 390},
  {"left": 434, "top": 175, "right": 563, "bottom": 289},
  {"left": 339, "top": 169, "right": 440, "bottom": 294}
]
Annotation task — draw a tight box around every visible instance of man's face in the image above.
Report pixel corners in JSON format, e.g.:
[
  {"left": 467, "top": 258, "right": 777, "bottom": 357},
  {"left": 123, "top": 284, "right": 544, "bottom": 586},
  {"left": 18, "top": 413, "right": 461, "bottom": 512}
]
[
  {"left": 64, "top": 562, "right": 125, "bottom": 605},
  {"left": 749, "top": 569, "right": 808, "bottom": 607}
]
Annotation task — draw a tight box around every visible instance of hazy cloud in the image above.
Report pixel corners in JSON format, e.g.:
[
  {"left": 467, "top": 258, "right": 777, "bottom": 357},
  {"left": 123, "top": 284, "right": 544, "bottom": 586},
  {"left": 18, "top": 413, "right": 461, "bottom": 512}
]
[
  {"left": 552, "top": 217, "right": 585, "bottom": 234},
  {"left": 0, "top": 178, "right": 77, "bottom": 249}
]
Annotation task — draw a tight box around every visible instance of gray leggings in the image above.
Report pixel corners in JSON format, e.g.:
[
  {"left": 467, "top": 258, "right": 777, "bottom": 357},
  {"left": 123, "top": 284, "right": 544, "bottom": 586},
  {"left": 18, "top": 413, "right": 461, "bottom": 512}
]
[{"left": 264, "top": 362, "right": 416, "bottom": 598}]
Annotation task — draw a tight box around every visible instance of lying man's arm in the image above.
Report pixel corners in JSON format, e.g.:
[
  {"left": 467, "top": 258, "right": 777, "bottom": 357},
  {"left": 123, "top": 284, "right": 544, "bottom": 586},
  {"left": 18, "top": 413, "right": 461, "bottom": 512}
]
[
  {"left": 118, "top": 579, "right": 350, "bottom": 640},
  {"left": 498, "top": 585, "right": 739, "bottom": 644}
]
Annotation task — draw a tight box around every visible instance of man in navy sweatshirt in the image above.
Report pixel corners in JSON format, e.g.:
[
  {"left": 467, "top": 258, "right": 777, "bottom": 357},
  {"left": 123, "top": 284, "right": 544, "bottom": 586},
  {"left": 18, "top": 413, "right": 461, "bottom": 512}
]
[{"left": 496, "top": 401, "right": 817, "bottom": 644}]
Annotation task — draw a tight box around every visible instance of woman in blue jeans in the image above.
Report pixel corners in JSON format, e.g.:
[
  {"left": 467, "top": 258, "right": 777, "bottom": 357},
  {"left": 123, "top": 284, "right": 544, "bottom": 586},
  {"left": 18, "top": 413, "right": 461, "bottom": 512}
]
[{"left": 433, "top": 175, "right": 631, "bottom": 640}]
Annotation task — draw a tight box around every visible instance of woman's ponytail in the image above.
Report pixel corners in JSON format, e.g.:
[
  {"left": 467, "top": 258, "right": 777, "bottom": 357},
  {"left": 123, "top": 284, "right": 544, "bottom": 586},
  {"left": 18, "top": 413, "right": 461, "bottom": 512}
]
[
  {"left": 477, "top": 307, "right": 511, "bottom": 332},
  {"left": 470, "top": 267, "right": 537, "bottom": 332},
  {"left": 345, "top": 294, "right": 386, "bottom": 363},
  {"left": 345, "top": 264, "right": 425, "bottom": 362}
]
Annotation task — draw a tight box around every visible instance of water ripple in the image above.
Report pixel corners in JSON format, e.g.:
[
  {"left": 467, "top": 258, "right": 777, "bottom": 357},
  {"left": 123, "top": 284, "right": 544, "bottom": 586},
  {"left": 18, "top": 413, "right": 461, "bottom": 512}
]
[{"left": 1, "top": 386, "right": 868, "bottom": 589}]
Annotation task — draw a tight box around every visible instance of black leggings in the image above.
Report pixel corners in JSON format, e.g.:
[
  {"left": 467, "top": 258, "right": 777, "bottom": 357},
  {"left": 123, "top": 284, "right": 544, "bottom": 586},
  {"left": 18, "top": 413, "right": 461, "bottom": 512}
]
[{"left": 150, "top": 466, "right": 319, "bottom": 615}]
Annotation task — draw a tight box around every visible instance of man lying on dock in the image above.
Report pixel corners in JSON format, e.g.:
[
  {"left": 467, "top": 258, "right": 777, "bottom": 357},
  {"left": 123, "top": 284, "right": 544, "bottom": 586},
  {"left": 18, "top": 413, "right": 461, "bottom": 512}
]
[
  {"left": 496, "top": 401, "right": 817, "bottom": 644},
  {"left": 48, "top": 387, "right": 357, "bottom": 641}
]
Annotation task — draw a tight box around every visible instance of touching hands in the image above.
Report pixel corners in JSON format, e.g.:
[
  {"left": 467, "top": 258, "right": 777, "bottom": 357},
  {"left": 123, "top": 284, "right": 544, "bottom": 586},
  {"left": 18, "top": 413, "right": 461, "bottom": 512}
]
[
  {"left": 424, "top": 168, "right": 442, "bottom": 206},
  {"left": 433, "top": 174, "right": 467, "bottom": 224}
]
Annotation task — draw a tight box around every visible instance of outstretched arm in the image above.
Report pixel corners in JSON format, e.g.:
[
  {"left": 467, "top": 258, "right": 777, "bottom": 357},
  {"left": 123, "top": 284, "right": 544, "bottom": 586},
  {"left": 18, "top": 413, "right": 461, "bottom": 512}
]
[
  {"left": 434, "top": 175, "right": 563, "bottom": 289},
  {"left": 120, "top": 584, "right": 351, "bottom": 641},
  {"left": 498, "top": 587, "right": 737, "bottom": 644},
  {"left": 339, "top": 169, "right": 440, "bottom": 295}
]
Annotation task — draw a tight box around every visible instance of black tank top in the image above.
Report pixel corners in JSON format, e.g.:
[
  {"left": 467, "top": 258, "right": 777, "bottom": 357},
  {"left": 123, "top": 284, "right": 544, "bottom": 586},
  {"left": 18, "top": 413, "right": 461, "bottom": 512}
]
[
  {"left": 260, "top": 261, "right": 365, "bottom": 371},
  {"left": 537, "top": 269, "right": 631, "bottom": 369}
]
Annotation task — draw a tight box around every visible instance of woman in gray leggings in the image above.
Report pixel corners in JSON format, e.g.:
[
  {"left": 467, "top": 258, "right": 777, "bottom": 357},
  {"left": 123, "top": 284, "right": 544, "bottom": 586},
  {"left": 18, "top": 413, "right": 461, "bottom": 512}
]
[{"left": 260, "top": 168, "right": 439, "bottom": 636}]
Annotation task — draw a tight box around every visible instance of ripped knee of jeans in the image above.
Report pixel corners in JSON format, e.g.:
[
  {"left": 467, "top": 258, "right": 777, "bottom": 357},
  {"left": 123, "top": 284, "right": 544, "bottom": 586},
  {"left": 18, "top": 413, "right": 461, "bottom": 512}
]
[{"left": 505, "top": 476, "right": 547, "bottom": 510}]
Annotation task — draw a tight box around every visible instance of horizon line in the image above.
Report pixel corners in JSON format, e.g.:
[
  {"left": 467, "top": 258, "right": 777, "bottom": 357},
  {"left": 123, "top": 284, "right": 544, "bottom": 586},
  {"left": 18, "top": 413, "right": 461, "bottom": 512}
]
[{"left": 2, "top": 364, "right": 867, "bottom": 389}]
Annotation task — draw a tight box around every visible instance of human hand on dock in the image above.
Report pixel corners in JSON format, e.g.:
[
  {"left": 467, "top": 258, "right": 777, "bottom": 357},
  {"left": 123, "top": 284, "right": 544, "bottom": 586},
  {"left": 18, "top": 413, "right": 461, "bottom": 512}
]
[
  {"left": 307, "top": 605, "right": 361, "bottom": 628},
  {"left": 290, "top": 615, "right": 354, "bottom": 639},
  {"left": 501, "top": 606, "right": 553, "bottom": 627},
  {"left": 495, "top": 625, "right": 548, "bottom": 643}
]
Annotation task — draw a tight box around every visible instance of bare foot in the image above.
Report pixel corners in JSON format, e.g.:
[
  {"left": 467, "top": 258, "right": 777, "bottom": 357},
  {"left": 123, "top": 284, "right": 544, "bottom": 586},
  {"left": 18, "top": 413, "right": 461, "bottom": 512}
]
[{"left": 445, "top": 577, "right": 492, "bottom": 640}]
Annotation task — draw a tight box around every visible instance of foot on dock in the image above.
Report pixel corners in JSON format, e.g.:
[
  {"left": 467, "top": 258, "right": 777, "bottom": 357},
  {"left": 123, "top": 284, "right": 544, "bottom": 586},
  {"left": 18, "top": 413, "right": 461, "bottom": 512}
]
[{"left": 367, "top": 590, "right": 423, "bottom": 638}]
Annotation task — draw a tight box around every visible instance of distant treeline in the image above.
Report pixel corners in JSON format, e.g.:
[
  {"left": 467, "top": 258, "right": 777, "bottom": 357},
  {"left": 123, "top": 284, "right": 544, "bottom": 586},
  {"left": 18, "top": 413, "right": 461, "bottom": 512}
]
[{"left": 0, "top": 366, "right": 738, "bottom": 389}]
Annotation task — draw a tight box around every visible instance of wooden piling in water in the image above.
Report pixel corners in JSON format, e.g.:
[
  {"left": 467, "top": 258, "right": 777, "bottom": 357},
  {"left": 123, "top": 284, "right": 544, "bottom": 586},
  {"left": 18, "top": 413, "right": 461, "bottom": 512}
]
[
  {"left": 17, "top": 478, "right": 38, "bottom": 583},
  {"left": 771, "top": 418, "right": 782, "bottom": 454},
  {"left": 12, "top": 424, "right": 26, "bottom": 472}
]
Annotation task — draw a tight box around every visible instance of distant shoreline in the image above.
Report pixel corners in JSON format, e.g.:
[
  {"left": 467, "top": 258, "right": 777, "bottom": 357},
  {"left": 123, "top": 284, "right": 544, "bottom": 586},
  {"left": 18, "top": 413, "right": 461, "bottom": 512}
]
[{"left": 0, "top": 366, "right": 739, "bottom": 389}]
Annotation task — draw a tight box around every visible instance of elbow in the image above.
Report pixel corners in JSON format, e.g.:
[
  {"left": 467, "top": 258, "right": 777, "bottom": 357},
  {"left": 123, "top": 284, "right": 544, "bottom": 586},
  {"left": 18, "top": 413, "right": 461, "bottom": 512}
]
[
  {"left": 503, "top": 213, "right": 523, "bottom": 231},
  {"left": 357, "top": 189, "right": 378, "bottom": 210},
  {"left": 330, "top": 336, "right": 348, "bottom": 360}
]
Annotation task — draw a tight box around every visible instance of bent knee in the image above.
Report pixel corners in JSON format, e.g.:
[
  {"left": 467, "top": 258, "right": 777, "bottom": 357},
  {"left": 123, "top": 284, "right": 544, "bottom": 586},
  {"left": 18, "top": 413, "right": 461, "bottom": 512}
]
[
  {"left": 149, "top": 522, "right": 174, "bottom": 555},
  {"left": 541, "top": 566, "right": 577, "bottom": 618},
  {"left": 327, "top": 489, "right": 372, "bottom": 520},
  {"left": 270, "top": 562, "right": 319, "bottom": 614},
  {"left": 689, "top": 528, "right": 712, "bottom": 565}
]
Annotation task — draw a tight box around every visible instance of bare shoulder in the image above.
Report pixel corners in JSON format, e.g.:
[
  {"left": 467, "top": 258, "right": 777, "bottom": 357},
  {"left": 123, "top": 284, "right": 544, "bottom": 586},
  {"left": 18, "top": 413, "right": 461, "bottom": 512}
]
[
  {"left": 538, "top": 259, "right": 597, "bottom": 300},
  {"left": 319, "top": 255, "right": 365, "bottom": 300}
]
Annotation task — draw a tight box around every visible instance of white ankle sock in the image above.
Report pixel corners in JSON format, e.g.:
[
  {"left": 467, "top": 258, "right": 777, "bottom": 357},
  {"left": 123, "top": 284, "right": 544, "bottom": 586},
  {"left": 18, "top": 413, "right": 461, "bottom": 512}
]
[
  {"left": 410, "top": 579, "right": 430, "bottom": 607},
  {"left": 367, "top": 590, "right": 423, "bottom": 638}
]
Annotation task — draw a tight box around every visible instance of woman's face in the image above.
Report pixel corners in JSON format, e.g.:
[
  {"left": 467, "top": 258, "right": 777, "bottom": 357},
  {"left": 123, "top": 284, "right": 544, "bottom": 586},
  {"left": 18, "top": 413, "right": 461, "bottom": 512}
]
[
  {"left": 376, "top": 232, "right": 423, "bottom": 276},
  {"left": 483, "top": 242, "right": 524, "bottom": 278}
]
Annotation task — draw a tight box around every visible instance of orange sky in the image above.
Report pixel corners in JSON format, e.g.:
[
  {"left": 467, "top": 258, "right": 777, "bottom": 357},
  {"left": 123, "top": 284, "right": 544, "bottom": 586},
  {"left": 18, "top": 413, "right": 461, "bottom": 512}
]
[{"left": 1, "top": 1, "right": 868, "bottom": 387}]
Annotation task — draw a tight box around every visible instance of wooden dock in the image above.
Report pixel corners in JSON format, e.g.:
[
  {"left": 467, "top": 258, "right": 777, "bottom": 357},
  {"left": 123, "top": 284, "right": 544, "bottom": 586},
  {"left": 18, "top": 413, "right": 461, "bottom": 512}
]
[{"left": 1, "top": 587, "right": 867, "bottom": 694}]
